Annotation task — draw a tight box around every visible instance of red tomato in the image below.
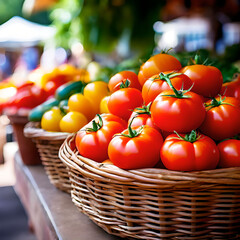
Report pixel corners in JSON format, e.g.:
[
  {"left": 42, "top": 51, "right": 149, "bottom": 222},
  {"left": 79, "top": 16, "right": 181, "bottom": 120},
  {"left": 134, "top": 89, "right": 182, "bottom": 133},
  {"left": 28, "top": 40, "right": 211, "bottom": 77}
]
[
  {"left": 199, "top": 96, "right": 240, "bottom": 141},
  {"left": 107, "top": 88, "right": 143, "bottom": 121},
  {"left": 7, "top": 84, "right": 48, "bottom": 109},
  {"left": 44, "top": 75, "right": 69, "bottom": 97},
  {"left": 217, "top": 139, "right": 240, "bottom": 168},
  {"left": 108, "top": 125, "right": 163, "bottom": 170},
  {"left": 75, "top": 113, "right": 126, "bottom": 162},
  {"left": 180, "top": 65, "right": 223, "bottom": 98},
  {"left": 160, "top": 131, "right": 219, "bottom": 171},
  {"left": 95, "top": 112, "right": 127, "bottom": 127},
  {"left": 128, "top": 104, "right": 159, "bottom": 131},
  {"left": 108, "top": 71, "right": 141, "bottom": 92},
  {"left": 220, "top": 73, "right": 240, "bottom": 100},
  {"left": 142, "top": 71, "right": 193, "bottom": 104},
  {"left": 138, "top": 53, "right": 182, "bottom": 86},
  {"left": 151, "top": 90, "right": 206, "bottom": 133}
]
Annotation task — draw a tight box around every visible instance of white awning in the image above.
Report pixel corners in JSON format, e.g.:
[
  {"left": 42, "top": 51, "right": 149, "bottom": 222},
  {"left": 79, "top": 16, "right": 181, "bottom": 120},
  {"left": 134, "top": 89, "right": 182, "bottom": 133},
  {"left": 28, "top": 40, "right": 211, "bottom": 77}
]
[{"left": 0, "top": 16, "right": 55, "bottom": 49}]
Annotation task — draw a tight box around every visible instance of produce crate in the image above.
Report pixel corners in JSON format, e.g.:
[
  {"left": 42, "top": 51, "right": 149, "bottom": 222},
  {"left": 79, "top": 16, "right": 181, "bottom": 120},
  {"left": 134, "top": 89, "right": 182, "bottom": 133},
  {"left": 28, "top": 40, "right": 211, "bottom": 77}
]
[
  {"left": 24, "top": 122, "right": 71, "bottom": 193},
  {"left": 59, "top": 134, "right": 240, "bottom": 240}
]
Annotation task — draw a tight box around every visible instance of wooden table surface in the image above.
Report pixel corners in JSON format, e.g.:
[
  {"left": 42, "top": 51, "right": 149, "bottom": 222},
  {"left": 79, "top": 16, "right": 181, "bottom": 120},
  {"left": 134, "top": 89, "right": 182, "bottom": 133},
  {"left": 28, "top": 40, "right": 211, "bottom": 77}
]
[{"left": 14, "top": 152, "right": 123, "bottom": 240}]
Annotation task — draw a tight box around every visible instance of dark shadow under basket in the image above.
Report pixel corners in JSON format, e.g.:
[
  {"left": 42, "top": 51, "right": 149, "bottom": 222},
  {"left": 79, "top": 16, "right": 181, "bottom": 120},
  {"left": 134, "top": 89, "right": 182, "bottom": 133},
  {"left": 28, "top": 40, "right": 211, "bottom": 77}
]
[
  {"left": 24, "top": 122, "right": 71, "bottom": 193},
  {"left": 59, "top": 134, "right": 240, "bottom": 240}
]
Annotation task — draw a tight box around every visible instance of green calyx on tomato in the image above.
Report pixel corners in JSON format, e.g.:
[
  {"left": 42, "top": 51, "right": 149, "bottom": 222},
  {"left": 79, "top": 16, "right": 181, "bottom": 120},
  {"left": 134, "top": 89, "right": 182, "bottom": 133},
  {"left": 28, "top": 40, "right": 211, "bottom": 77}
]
[
  {"left": 119, "top": 79, "right": 131, "bottom": 89},
  {"left": 174, "top": 130, "right": 200, "bottom": 143},
  {"left": 151, "top": 71, "right": 181, "bottom": 83},
  {"left": 133, "top": 102, "right": 151, "bottom": 115},
  {"left": 159, "top": 72, "right": 192, "bottom": 99},
  {"left": 233, "top": 134, "right": 240, "bottom": 140},
  {"left": 205, "top": 95, "right": 233, "bottom": 110},
  {"left": 121, "top": 116, "right": 143, "bottom": 138},
  {"left": 188, "top": 54, "right": 209, "bottom": 66},
  {"left": 85, "top": 114, "right": 103, "bottom": 132},
  {"left": 160, "top": 48, "right": 173, "bottom": 54}
]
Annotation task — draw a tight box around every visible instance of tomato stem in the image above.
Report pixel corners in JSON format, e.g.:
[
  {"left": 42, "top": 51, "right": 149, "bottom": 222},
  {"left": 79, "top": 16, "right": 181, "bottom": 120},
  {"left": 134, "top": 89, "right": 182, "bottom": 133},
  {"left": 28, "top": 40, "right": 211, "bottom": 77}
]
[
  {"left": 134, "top": 102, "right": 151, "bottom": 115},
  {"left": 174, "top": 130, "right": 200, "bottom": 143},
  {"left": 161, "top": 48, "right": 173, "bottom": 54},
  {"left": 120, "top": 79, "right": 130, "bottom": 89},
  {"left": 205, "top": 95, "right": 234, "bottom": 110},
  {"left": 233, "top": 134, "right": 240, "bottom": 140},
  {"left": 85, "top": 114, "right": 103, "bottom": 132},
  {"left": 121, "top": 116, "right": 143, "bottom": 138},
  {"left": 159, "top": 72, "right": 192, "bottom": 99},
  {"left": 188, "top": 53, "right": 209, "bottom": 66}
]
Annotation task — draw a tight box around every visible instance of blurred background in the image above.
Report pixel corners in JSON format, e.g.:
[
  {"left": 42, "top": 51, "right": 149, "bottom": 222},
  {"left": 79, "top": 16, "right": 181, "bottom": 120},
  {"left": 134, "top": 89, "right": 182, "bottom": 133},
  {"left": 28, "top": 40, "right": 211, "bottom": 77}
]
[
  {"left": 0, "top": 1, "right": 239, "bottom": 239},
  {"left": 0, "top": 0, "right": 239, "bottom": 80}
]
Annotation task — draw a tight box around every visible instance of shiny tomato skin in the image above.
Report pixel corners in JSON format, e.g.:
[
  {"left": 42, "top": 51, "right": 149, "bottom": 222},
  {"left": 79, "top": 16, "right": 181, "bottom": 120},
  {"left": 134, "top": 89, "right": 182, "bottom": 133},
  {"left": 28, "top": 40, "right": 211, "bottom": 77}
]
[
  {"left": 180, "top": 65, "right": 223, "bottom": 98},
  {"left": 108, "top": 71, "right": 141, "bottom": 92},
  {"left": 107, "top": 88, "right": 144, "bottom": 121},
  {"left": 151, "top": 90, "right": 206, "bottom": 133},
  {"left": 83, "top": 81, "right": 109, "bottom": 113},
  {"left": 142, "top": 72, "right": 193, "bottom": 104},
  {"left": 95, "top": 113, "right": 127, "bottom": 128},
  {"left": 128, "top": 108, "right": 160, "bottom": 131},
  {"left": 68, "top": 93, "right": 96, "bottom": 121},
  {"left": 100, "top": 95, "right": 110, "bottom": 114},
  {"left": 41, "top": 107, "right": 63, "bottom": 132},
  {"left": 160, "top": 133, "right": 219, "bottom": 171},
  {"left": 233, "top": 86, "right": 240, "bottom": 100},
  {"left": 138, "top": 53, "right": 182, "bottom": 86},
  {"left": 59, "top": 111, "right": 88, "bottom": 133},
  {"left": 108, "top": 126, "right": 163, "bottom": 170},
  {"left": 199, "top": 97, "right": 240, "bottom": 141},
  {"left": 217, "top": 139, "right": 240, "bottom": 168},
  {"left": 220, "top": 73, "right": 240, "bottom": 100},
  {"left": 75, "top": 114, "right": 126, "bottom": 162}
]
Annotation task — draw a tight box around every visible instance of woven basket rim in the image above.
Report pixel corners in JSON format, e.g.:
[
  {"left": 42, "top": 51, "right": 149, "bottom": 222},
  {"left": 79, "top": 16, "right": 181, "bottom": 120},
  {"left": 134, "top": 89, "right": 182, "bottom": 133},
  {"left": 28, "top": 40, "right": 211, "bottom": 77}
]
[
  {"left": 59, "top": 133, "right": 240, "bottom": 186},
  {"left": 24, "top": 121, "right": 69, "bottom": 141}
]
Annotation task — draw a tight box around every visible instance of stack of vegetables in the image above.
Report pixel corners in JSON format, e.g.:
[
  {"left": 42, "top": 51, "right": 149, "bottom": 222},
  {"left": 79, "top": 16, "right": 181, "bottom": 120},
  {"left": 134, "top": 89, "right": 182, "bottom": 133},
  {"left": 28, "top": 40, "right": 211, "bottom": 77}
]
[
  {"left": 0, "top": 64, "right": 89, "bottom": 116},
  {"left": 14, "top": 50, "right": 238, "bottom": 173},
  {"left": 69, "top": 53, "right": 240, "bottom": 172},
  {"left": 29, "top": 77, "right": 109, "bottom": 133}
]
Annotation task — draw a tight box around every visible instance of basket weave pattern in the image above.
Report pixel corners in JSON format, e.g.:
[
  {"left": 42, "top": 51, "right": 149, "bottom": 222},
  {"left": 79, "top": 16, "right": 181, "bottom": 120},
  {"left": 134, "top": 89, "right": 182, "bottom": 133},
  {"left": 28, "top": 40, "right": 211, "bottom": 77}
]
[
  {"left": 59, "top": 134, "right": 240, "bottom": 240},
  {"left": 24, "top": 122, "right": 71, "bottom": 193}
]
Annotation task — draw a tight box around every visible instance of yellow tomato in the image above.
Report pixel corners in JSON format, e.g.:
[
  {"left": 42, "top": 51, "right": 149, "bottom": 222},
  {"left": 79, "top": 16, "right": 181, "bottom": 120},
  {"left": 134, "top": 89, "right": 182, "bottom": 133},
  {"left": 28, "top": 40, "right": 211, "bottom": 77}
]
[
  {"left": 58, "top": 64, "right": 78, "bottom": 75},
  {"left": 59, "top": 111, "right": 88, "bottom": 133},
  {"left": 83, "top": 81, "right": 109, "bottom": 113},
  {"left": 100, "top": 95, "right": 110, "bottom": 114},
  {"left": 68, "top": 93, "right": 96, "bottom": 121},
  {"left": 41, "top": 107, "right": 63, "bottom": 132},
  {"left": 74, "top": 69, "right": 90, "bottom": 83}
]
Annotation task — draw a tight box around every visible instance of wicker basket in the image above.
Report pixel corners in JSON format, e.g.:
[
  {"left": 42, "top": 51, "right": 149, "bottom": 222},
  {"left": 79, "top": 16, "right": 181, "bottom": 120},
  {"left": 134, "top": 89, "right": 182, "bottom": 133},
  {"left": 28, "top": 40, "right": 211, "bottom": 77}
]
[
  {"left": 59, "top": 134, "right": 240, "bottom": 240},
  {"left": 24, "top": 122, "right": 71, "bottom": 193}
]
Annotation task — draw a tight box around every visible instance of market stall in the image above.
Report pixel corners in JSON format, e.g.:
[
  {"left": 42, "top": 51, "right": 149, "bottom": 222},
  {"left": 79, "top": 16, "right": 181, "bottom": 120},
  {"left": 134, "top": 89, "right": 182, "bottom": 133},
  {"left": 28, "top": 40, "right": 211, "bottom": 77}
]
[{"left": 0, "top": 1, "right": 240, "bottom": 240}]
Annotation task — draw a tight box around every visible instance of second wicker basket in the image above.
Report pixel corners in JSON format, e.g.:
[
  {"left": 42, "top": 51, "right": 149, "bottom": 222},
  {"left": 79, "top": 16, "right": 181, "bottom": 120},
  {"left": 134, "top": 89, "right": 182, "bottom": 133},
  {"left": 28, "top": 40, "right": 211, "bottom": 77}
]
[{"left": 24, "top": 122, "right": 71, "bottom": 193}]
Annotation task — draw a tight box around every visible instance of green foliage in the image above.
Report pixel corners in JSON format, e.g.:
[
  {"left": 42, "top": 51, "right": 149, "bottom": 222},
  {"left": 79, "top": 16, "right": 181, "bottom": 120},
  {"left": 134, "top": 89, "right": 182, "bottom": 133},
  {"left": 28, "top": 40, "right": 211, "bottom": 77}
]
[
  {"left": 0, "top": 0, "right": 24, "bottom": 24},
  {"left": 0, "top": 0, "right": 51, "bottom": 26},
  {"left": 51, "top": 0, "right": 165, "bottom": 55}
]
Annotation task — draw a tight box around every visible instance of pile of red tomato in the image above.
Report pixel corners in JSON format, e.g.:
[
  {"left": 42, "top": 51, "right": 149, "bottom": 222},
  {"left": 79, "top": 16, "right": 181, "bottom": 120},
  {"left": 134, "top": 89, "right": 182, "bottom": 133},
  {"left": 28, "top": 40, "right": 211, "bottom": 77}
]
[{"left": 75, "top": 53, "right": 240, "bottom": 171}]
